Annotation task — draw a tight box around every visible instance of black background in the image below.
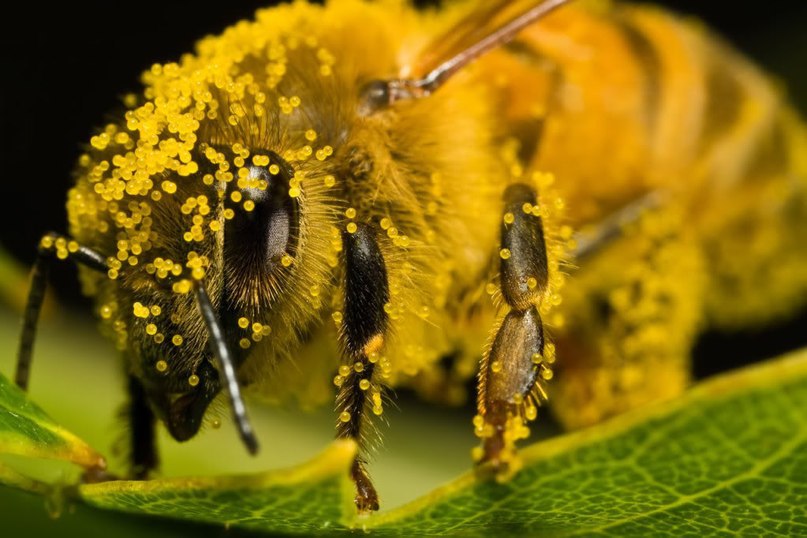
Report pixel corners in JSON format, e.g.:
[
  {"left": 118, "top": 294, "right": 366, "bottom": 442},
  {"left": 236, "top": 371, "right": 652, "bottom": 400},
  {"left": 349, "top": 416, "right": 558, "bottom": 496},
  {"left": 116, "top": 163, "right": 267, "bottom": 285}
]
[{"left": 1, "top": 0, "right": 805, "bottom": 378}]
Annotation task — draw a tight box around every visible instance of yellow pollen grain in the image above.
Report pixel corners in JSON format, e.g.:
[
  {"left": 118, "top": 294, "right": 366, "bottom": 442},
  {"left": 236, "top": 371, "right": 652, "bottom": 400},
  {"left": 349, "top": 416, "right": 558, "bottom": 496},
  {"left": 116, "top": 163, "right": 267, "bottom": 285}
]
[
  {"left": 133, "top": 302, "right": 150, "bottom": 318},
  {"left": 171, "top": 335, "right": 184, "bottom": 346},
  {"left": 280, "top": 254, "right": 294, "bottom": 267},
  {"left": 345, "top": 207, "right": 356, "bottom": 219},
  {"left": 359, "top": 379, "right": 371, "bottom": 391},
  {"left": 339, "top": 411, "right": 351, "bottom": 423},
  {"left": 332, "top": 311, "right": 343, "bottom": 323},
  {"left": 527, "top": 277, "right": 538, "bottom": 289},
  {"left": 541, "top": 367, "right": 554, "bottom": 380},
  {"left": 155, "top": 360, "right": 168, "bottom": 373},
  {"left": 323, "top": 174, "right": 336, "bottom": 187},
  {"left": 491, "top": 360, "right": 502, "bottom": 373},
  {"left": 500, "top": 248, "right": 512, "bottom": 260},
  {"left": 503, "top": 212, "right": 515, "bottom": 224},
  {"left": 146, "top": 323, "right": 158, "bottom": 336},
  {"left": 532, "top": 352, "right": 543, "bottom": 364},
  {"left": 243, "top": 200, "right": 255, "bottom": 212},
  {"left": 522, "top": 202, "right": 533, "bottom": 214},
  {"left": 188, "top": 374, "right": 200, "bottom": 387},
  {"left": 154, "top": 333, "right": 165, "bottom": 344},
  {"left": 238, "top": 317, "right": 250, "bottom": 329},
  {"left": 346, "top": 222, "right": 358, "bottom": 234},
  {"left": 239, "top": 338, "right": 251, "bottom": 349}
]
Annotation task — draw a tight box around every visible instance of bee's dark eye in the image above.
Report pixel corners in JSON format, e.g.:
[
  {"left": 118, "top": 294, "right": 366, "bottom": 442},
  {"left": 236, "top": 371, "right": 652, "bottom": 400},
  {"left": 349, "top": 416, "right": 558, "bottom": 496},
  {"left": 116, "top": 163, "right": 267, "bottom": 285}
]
[{"left": 223, "top": 152, "right": 299, "bottom": 278}]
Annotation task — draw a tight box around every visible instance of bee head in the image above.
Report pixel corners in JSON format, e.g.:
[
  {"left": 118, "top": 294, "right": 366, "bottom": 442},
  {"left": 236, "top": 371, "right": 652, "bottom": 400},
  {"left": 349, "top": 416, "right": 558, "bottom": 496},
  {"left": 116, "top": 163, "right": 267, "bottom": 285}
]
[{"left": 68, "top": 5, "right": 403, "bottom": 451}]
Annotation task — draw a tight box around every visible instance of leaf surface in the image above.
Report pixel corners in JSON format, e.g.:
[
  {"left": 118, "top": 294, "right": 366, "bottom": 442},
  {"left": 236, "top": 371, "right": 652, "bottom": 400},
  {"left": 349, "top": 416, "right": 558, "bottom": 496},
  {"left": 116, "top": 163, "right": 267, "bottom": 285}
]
[
  {"left": 0, "top": 372, "right": 105, "bottom": 470},
  {"left": 80, "top": 440, "right": 356, "bottom": 535},
  {"left": 71, "top": 350, "right": 807, "bottom": 536}
]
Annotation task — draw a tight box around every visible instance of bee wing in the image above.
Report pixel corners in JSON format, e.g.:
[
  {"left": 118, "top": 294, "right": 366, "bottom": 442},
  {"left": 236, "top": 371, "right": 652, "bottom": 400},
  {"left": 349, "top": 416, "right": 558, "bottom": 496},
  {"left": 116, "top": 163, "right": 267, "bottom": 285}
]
[{"left": 406, "top": 0, "right": 570, "bottom": 86}]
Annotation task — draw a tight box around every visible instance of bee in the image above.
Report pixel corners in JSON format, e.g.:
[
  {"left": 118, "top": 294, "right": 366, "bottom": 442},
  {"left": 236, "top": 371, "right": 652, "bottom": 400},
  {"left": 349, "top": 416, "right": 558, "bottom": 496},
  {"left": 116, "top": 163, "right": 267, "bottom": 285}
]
[{"left": 13, "top": 0, "right": 807, "bottom": 513}]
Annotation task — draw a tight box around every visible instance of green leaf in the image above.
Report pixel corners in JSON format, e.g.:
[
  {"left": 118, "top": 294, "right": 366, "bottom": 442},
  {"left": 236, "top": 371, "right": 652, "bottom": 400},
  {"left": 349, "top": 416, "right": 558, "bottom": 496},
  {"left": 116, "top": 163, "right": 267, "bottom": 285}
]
[
  {"left": 80, "top": 440, "right": 357, "bottom": 534},
  {"left": 0, "top": 372, "right": 105, "bottom": 471},
  {"left": 72, "top": 349, "right": 807, "bottom": 535},
  {"left": 368, "top": 349, "right": 807, "bottom": 536}
]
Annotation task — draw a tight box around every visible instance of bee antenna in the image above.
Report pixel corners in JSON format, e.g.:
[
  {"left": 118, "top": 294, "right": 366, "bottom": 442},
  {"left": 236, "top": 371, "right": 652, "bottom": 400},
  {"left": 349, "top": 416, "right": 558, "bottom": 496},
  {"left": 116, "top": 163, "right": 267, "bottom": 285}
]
[{"left": 194, "top": 282, "right": 260, "bottom": 455}]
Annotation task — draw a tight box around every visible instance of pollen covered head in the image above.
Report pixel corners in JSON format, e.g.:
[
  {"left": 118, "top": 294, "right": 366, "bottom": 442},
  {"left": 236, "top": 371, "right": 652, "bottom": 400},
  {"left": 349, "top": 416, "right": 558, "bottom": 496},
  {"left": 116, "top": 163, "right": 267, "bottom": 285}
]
[{"left": 63, "top": 1, "right": 422, "bottom": 413}]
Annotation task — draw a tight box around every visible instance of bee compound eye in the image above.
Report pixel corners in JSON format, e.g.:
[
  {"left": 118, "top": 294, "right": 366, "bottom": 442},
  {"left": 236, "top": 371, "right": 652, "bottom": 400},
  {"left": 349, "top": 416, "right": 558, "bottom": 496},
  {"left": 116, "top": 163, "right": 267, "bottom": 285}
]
[{"left": 224, "top": 152, "right": 300, "bottom": 272}]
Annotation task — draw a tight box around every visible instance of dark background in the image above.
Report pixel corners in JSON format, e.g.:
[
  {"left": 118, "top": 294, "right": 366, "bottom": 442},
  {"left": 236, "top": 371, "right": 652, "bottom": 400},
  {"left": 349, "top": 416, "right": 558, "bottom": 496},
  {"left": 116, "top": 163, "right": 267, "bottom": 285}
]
[{"left": 1, "top": 0, "right": 806, "bottom": 378}]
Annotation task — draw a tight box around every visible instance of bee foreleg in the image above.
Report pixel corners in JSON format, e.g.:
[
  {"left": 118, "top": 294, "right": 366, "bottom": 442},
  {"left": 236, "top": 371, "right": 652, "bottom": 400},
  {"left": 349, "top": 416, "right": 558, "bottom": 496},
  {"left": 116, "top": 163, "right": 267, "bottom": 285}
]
[
  {"left": 15, "top": 233, "right": 108, "bottom": 390},
  {"left": 335, "top": 223, "right": 389, "bottom": 512},
  {"left": 476, "top": 183, "right": 552, "bottom": 477}
]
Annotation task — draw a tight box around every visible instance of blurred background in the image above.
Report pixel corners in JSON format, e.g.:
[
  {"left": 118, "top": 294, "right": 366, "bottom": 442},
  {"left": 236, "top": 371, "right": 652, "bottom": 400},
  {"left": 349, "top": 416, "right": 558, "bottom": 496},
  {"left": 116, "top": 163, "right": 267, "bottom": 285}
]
[{"left": 1, "top": 0, "right": 806, "bottom": 534}]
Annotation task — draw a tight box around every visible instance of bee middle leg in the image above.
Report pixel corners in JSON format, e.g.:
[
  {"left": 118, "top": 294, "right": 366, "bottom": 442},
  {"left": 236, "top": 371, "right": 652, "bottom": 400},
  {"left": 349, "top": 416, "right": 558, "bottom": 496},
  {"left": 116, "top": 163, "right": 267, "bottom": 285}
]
[
  {"left": 334, "top": 223, "right": 389, "bottom": 512},
  {"left": 476, "top": 183, "right": 554, "bottom": 476}
]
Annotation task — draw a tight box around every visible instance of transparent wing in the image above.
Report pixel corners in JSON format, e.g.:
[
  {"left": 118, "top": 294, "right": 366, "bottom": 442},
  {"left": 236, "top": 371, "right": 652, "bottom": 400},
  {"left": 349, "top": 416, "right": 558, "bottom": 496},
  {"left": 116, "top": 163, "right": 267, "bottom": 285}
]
[
  {"left": 407, "top": 0, "right": 571, "bottom": 89},
  {"left": 360, "top": 0, "right": 571, "bottom": 111}
]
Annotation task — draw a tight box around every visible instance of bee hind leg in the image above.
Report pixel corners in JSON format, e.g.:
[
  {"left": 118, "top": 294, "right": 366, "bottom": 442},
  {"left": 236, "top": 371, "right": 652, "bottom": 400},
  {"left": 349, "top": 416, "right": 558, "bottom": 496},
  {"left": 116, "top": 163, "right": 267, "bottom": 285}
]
[
  {"left": 475, "top": 183, "right": 553, "bottom": 478},
  {"left": 334, "top": 223, "right": 390, "bottom": 512}
]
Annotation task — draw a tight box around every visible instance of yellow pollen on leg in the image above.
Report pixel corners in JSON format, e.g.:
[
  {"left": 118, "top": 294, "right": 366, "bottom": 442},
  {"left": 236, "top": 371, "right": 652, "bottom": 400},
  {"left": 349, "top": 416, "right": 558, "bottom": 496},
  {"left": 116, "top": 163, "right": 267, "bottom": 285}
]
[{"left": 363, "top": 334, "right": 384, "bottom": 355}]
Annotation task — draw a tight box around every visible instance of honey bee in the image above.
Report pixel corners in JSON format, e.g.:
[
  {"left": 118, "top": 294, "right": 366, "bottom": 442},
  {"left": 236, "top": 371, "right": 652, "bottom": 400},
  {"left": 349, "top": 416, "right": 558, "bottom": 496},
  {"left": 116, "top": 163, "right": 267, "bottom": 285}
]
[{"left": 13, "top": 0, "right": 807, "bottom": 513}]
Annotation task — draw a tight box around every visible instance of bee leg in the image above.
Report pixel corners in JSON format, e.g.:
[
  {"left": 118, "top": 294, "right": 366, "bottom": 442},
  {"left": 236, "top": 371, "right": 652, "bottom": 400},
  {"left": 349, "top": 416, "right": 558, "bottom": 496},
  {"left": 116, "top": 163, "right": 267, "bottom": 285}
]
[
  {"left": 335, "top": 223, "right": 389, "bottom": 512},
  {"left": 115, "top": 374, "right": 159, "bottom": 480},
  {"left": 15, "top": 233, "right": 107, "bottom": 390},
  {"left": 476, "top": 183, "right": 552, "bottom": 477},
  {"left": 573, "top": 190, "right": 664, "bottom": 260}
]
